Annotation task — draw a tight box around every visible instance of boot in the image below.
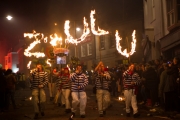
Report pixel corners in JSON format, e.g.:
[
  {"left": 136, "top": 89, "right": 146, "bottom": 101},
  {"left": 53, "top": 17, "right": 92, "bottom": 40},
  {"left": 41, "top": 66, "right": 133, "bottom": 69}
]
[{"left": 34, "top": 113, "right": 38, "bottom": 119}]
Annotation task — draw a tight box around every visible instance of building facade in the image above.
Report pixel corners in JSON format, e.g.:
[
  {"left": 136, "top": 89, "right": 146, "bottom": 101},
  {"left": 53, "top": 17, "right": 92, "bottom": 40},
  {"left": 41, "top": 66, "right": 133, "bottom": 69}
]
[{"left": 143, "top": 0, "right": 180, "bottom": 61}]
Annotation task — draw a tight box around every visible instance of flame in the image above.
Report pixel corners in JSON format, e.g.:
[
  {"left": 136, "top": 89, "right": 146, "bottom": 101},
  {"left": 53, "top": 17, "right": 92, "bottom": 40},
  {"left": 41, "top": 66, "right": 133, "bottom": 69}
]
[
  {"left": 118, "top": 97, "right": 123, "bottom": 101},
  {"left": 24, "top": 39, "right": 45, "bottom": 58},
  {"left": 29, "top": 97, "right": 32, "bottom": 100},
  {"left": 44, "top": 36, "right": 48, "bottom": 43},
  {"left": 46, "top": 59, "right": 51, "bottom": 66},
  {"left": 115, "top": 30, "right": 136, "bottom": 57},
  {"left": 64, "top": 17, "right": 90, "bottom": 45},
  {"left": 27, "top": 61, "right": 32, "bottom": 69},
  {"left": 50, "top": 33, "right": 62, "bottom": 47},
  {"left": 90, "top": 10, "right": 109, "bottom": 35}
]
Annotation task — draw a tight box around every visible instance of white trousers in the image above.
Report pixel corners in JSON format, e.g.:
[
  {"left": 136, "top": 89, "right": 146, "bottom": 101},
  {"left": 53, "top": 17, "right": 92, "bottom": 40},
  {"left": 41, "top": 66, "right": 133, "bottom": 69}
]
[
  {"left": 62, "top": 89, "right": 71, "bottom": 109},
  {"left": 71, "top": 91, "right": 87, "bottom": 115},
  {"left": 96, "top": 89, "right": 110, "bottom": 114},
  {"left": 124, "top": 89, "right": 138, "bottom": 114},
  {"left": 54, "top": 89, "right": 65, "bottom": 104},
  {"left": 48, "top": 83, "right": 56, "bottom": 98},
  {"left": 32, "top": 89, "right": 46, "bottom": 113}
]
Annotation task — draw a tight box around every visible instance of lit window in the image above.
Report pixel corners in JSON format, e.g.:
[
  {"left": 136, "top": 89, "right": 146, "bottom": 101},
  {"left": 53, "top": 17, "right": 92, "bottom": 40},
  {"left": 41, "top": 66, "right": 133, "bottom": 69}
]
[
  {"left": 81, "top": 45, "right": 86, "bottom": 57},
  {"left": 109, "top": 34, "right": 115, "bottom": 48},
  {"left": 87, "top": 43, "right": 92, "bottom": 55},
  {"left": 100, "top": 36, "right": 105, "bottom": 50},
  {"left": 152, "top": 0, "right": 155, "bottom": 20},
  {"left": 8, "top": 57, "right": 10, "bottom": 63},
  {"left": 166, "top": 0, "right": 175, "bottom": 27}
]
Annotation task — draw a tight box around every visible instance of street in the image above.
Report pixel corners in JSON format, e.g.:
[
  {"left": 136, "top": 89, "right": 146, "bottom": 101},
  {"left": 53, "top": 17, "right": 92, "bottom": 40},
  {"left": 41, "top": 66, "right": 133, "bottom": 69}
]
[{"left": 0, "top": 85, "right": 179, "bottom": 120}]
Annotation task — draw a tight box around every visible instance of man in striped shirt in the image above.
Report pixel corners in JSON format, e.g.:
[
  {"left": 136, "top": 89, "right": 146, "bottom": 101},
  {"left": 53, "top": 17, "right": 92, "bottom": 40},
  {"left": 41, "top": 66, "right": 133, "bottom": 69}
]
[
  {"left": 70, "top": 64, "right": 88, "bottom": 118},
  {"left": 94, "top": 61, "right": 111, "bottom": 117},
  {"left": 123, "top": 63, "right": 141, "bottom": 118},
  {"left": 30, "top": 63, "right": 48, "bottom": 119}
]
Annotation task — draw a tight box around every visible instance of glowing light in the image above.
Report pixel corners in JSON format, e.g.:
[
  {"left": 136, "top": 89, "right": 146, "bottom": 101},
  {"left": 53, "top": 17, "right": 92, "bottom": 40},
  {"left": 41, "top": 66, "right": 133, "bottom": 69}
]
[
  {"left": 46, "top": 59, "right": 51, "bottom": 67},
  {"left": 64, "top": 17, "right": 90, "bottom": 45},
  {"left": 50, "top": 33, "right": 62, "bottom": 47},
  {"left": 6, "top": 15, "right": 13, "bottom": 20},
  {"left": 24, "top": 40, "right": 45, "bottom": 58},
  {"left": 90, "top": 10, "right": 109, "bottom": 35},
  {"left": 118, "top": 97, "right": 123, "bottom": 101},
  {"left": 115, "top": 30, "right": 136, "bottom": 58},
  {"left": 29, "top": 97, "right": 32, "bottom": 100},
  {"left": 27, "top": 61, "right": 32, "bottom": 69}
]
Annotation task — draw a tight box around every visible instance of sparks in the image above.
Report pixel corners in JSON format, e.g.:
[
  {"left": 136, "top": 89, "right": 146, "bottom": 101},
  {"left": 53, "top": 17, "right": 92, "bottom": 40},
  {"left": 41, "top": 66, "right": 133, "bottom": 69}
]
[
  {"left": 50, "top": 33, "right": 62, "bottom": 47},
  {"left": 90, "top": 10, "right": 109, "bottom": 35},
  {"left": 27, "top": 61, "right": 32, "bottom": 69},
  {"left": 115, "top": 30, "right": 136, "bottom": 57},
  {"left": 46, "top": 59, "right": 51, "bottom": 67}
]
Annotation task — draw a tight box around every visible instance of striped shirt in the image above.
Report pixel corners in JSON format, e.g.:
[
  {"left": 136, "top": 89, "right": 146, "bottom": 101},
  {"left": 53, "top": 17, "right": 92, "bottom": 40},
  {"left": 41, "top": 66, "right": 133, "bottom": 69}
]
[
  {"left": 123, "top": 70, "right": 141, "bottom": 90},
  {"left": 94, "top": 71, "right": 111, "bottom": 90},
  {"left": 30, "top": 70, "right": 49, "bottom": 90},
  {"left": 56, "top": 75, "right": 71, "bottom": 89},
  {"left": 70, "top": 72, "right": 88, "bottom": 92}
]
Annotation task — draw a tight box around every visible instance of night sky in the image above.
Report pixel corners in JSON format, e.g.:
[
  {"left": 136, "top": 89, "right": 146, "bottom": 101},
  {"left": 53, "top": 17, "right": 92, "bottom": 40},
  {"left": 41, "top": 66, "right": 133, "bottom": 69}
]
[{"left": 0, "top": 0, "right": 143, "bottom": 40}]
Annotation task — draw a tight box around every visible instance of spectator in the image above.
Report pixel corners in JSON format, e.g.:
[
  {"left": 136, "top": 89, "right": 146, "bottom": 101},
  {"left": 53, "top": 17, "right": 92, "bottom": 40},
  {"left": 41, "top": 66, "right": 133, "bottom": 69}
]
[{"left": 5, "top": 69, "right": 17, "bottom": 110}]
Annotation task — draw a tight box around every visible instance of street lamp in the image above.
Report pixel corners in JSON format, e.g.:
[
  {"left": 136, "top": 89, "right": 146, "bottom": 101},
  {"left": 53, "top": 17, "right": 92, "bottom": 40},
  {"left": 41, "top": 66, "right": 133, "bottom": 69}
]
[{"left": 6, "top": 15, "right": 13, "bottom": 20}]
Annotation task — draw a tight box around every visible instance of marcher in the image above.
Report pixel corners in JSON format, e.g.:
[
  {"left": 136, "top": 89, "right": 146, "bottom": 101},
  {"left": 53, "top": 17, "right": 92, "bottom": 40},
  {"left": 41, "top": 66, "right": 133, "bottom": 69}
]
[
  {"left": 60, "top": 67, "right": 71, "bottom": 113},
  {"left": 5, "top": 69, "right": 17, "bottom": 110},
  {"left": 123, "top": 63, "right": 141, "bottom": 118},
  {"left": 30, "top": 63, "right": 48, "bottom": 119},
  {"left": 94, "top": 61, "right": 111, "bottom": 117},
  {"left": 70, "top": 64, "right": 88, "bottom": 118},
  {"left": 48, "top": 67, "right": 58, "bottom": 101},
  {"left": 54, "top": 68, "right": 65, "bottom": 107}
]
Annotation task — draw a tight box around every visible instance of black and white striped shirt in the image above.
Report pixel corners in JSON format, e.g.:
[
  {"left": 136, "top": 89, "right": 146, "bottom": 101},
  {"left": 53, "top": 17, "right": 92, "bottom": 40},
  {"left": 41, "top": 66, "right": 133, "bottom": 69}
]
[
  {"left": 123, "top": 70, "right": 141, "bottom": 90},
  {"left": 30, "top": 70, "right": 49, "bottom": 89},
  {"left": 94, "top": 71, "right": 111, "bottom": 90},
  {"left": 70, "top": 72, "right": 88, "bottom": 92}
]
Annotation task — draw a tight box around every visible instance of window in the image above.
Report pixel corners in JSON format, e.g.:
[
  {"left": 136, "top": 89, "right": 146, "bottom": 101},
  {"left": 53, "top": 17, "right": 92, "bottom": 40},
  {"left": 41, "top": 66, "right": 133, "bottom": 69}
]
[
  {"left": 152, "top": 0, "right": 155, "bottom": 20},
  {"left": 177, "top": 0, "right": 180, "bottom": 21},
  {"left": 166, "top": 0, "right": 175, "bottom": 27},
  {"left": 81, "top": 45, "right": 86, "bottom": 57},
  {"left": 8, "top": 57, "right": 10, "bottom": 63},
  {"left": 100, "top": 36, "right": 105, "bottom": 50},
  {"left": 87, "top": 43, "right": 92, "bottom": 55},
  {"left": 109, "top": 34, "right": 115, "bottom": 48}
]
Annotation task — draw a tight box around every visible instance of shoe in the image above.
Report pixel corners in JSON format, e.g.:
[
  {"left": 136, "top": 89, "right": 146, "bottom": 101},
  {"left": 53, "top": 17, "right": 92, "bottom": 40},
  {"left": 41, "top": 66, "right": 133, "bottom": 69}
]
[
  {"left": 133, "top": 113, "right": 140, "bottom": 118},
  {"left": 34, "top": 113, "right": 38, "bottom": 119},
  {"left": 69, "top": 112, "right": 75, "bottom": 120},
  {"left": 65, "top": 109, "right": 71, "bottom": 113},
  {"left": 99, "top": 114, "right": 103, "bottom": 117},
  {"left": 80, "top": 115, "right": 85, "bottom": 118},
  {"left": 62, "top": 104, "right": 65, "bottom": 108},
  {"left": 126, "top": 113, "right": 130, "bottom": 117},
  {"left": 41, "top": 112, "right": 45, "bottom": 116},
  {"left": 103, "top": 111, "right": 106, "bottom": 115}
]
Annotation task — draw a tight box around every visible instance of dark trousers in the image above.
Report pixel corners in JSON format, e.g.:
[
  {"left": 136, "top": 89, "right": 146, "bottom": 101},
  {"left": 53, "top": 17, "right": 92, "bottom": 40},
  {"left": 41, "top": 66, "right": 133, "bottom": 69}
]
[
  {"left": 0, "top": 91, "right": 6, "bottom": 111},
  {"left": 146, "top": 87, "right": 158, "bottom": 106},
  {"left": 6, "top": 89, "right": 16, "bottom": 109},
  {"left": 164, "top": 91, "right": 179, "bottom": 112}
]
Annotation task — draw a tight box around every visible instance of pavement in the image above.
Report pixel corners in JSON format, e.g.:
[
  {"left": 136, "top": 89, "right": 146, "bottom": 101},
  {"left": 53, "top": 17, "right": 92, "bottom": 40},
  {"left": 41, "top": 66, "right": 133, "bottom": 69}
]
[{"left": 0, "top": 84, "right": 180, "bottom": 120}]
